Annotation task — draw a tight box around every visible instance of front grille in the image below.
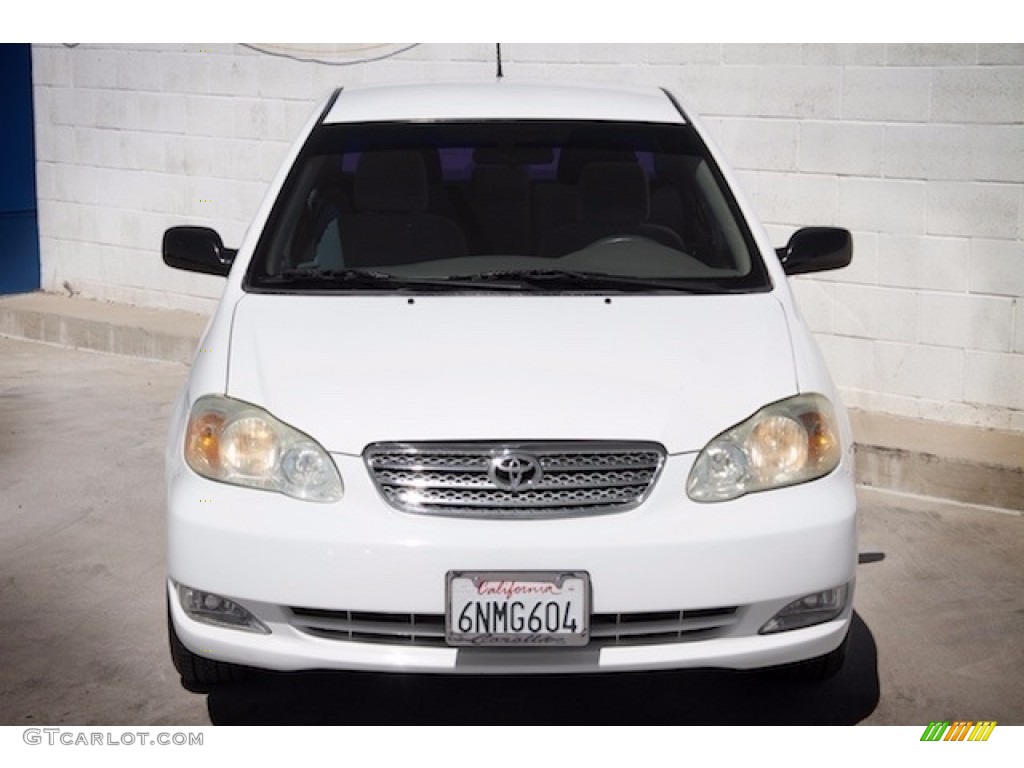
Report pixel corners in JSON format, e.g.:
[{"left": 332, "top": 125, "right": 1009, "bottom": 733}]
[
  {"left": 364, "top": 441, "right": 666, "bottom": 519},
  {"left": 591, "top": 608, "right": 739, "bottom": 644},
  {"left": 288, "top": 606, "right": 739, "bottom": 648},
  {"left": 290, "top": 607, "right": 447, "bottom": 646}
]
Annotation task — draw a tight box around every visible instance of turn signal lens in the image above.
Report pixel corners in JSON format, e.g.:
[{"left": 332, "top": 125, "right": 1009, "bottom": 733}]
[{"left": 186, "top": 410, "right": 226, "bottom": 474}]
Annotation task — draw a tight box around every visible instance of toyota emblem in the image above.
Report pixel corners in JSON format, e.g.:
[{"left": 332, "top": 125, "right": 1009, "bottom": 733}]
[{"left": 489, "top": 453, "right": 543, "bottom": 492}]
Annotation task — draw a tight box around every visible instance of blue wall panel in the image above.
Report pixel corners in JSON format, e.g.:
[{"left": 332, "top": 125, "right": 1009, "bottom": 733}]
[{"left": 0, "top": 43, "right": 41, "bottom": 294}]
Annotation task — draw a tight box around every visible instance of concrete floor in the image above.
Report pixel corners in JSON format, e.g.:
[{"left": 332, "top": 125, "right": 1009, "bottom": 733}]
[{"left": 0, "top": 337, "right": 1021, "bottom": 725}]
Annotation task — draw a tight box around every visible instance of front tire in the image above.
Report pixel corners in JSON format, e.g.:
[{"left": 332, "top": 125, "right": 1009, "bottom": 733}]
[
  {"left": 168, "top": 605, "right": 249, "bottom": 692},
  {"left": 772, "top": 630, "right": 849, "bottom": 682}
]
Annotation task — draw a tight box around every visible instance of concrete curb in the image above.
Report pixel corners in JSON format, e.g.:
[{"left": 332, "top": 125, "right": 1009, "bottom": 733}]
[
  {"left": 855, "top": 444, "right": 1024, "bottom": 513},
  {"left": 851, "top": 411, "right": 1024, "bottom": 514},
  {"left": 3, "top": 291, "right": 1021, "bottom": 514},
  {"left": 0, "top": 292, "right": 207, "bottom": 365}
]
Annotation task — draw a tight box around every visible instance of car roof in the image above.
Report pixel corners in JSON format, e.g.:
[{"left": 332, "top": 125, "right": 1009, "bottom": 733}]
[{"left": 322, "top": 81, "right": 687, "bottom": 125}]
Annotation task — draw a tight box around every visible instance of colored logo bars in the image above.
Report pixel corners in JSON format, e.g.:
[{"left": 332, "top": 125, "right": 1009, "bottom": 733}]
[{"left": 920, "top": 721, "right": 997, "bottom": 742}]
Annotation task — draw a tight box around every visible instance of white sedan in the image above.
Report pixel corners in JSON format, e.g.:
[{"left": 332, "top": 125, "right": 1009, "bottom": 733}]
[{"left": 162, "top": 81, "right": 856, "bottom": 689}]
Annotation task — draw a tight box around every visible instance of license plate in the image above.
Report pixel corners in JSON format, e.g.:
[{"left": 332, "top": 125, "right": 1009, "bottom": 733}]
[{"left": 446, "top": 571, "right": 590, "bottom": 647}]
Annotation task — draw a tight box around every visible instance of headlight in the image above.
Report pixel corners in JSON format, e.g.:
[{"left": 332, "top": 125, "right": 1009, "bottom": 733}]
[
  {"left": 686, "top": 393, "right": 841, "bottom": 502},
  {"left": 184, "top": 395, "right": 343, "bottom": 502}
]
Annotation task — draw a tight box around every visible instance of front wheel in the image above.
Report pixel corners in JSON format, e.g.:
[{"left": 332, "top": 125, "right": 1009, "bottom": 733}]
[
  {"left": 770, "top": 630, "right": 849, "bottom": 682},
  {"left": 168, "top": 604, "right": 249, "bottom": 692}
]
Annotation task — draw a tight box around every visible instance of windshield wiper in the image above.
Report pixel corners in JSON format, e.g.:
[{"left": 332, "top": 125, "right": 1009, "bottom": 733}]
[
  {"left": 259, "top": 268, "right": 525, "bottom": 292},
  {"left": 258, "top": 267, "right": 741, "bottom": 294},
  {"left": 449, "top": 269, "right": 739, "bottom": 294}
]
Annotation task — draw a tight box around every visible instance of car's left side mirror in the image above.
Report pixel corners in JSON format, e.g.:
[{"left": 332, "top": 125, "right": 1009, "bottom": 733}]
[{"left": 776, "top": 227, "right": 852, "bottom": 276}]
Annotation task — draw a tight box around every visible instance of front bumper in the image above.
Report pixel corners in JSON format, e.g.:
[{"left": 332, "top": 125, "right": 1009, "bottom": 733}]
[{"left": 167, "top": 452, "right": 857, "bottom": 674}]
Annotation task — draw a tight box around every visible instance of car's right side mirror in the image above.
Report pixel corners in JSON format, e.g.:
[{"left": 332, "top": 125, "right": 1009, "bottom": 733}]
[
  {"left": 776, "top": 227, "right": 852, "bottom": 276},
  {"left": 163, "top": 226, "right": 236, "bottom": 277}
]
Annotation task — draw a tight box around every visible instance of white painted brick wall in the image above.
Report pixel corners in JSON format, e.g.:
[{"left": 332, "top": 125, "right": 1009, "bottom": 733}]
[
  {"left": 965, "top": 352, "right": 1024, "bottom": 409},
  {"left": 840, "top": 67, "right": 931, "bottom": 121},
  {"left": 927, "top": 182, "right": 1020, "bottom": 239},
  {"left": 28, "top": 43, "right": 1024, "bottom": 431},
  {"left": 705, "top": 118, "right": 799, "bottom": 172},
  {"left": 970, "top": 239, "right": 1024, "bottom": 297},
  {"left": 1014, "top": 301, "right": 1024, "bottom": 354},
  {"left": 816, "top": 335, "right": 876, "bottom": 392},
  {"left": 877, "top": 235, "right": 971, "bottom": 292},
  {"left": 874, "top": 342, "right": 965, "bottom": 402},
  {"left": 840, "top": 178, "right": 926, "bottom": 235},
  {"left": 918, "top": 292, "right": 1015, "bottom": 352},
  {"left": 932, "top": 67, "right": 1024, "bottom": 123},
  {"left": 755, "top": 171, "right": 840, "bottom": 225},
  {"left": 882, "top": 124, "right": 972, "bottom": 180},
  {"left": 799, "top": 121, "right": 885, "bottom": 177},
  {"left": 830, "top": 284, "right": 919, "bottom": 343}
]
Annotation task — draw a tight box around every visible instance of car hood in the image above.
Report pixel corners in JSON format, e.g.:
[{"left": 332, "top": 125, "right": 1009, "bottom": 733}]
[{"left": 226, "top": 293, "right": 798, "bottom": 455}]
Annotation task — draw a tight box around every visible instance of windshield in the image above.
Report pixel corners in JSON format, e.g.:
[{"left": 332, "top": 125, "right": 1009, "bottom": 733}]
[{"left": 245, "top": 120, "right": 771, "bottom": 294}]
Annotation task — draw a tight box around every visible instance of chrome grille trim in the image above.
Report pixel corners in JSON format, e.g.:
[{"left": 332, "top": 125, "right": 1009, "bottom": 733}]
[
  {"left": 372, "top": 469, "right": 656, "bottom": 490},
  {"left": 363, "top": 441, "right": 666, "bottom": 519},
  {"left": 288, "top": 607, "right": 739, "bottom": 648}
]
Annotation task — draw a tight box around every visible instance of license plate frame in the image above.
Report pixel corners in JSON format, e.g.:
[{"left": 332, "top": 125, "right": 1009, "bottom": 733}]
[{"left": 445, "top": 571, "right": 591, "bottom": 647}]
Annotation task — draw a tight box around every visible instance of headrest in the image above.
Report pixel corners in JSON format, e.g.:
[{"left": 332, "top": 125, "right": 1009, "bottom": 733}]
[
  {"left": 473, "top": 146, "right": 554, "bottom": 165},
  {"left": 471, "top": 164, "right": 529, "bottom": 194},
  {"left": 654, "top": 153, "right": 701, "bottom": 186},
  {"left": 418, "top": 147, "right": 442, "bottom": 184},
  {"left": 579, "top": 163, "right": 650, "bottom": 224},
  {"left": 353, "top": 151, "right": 429, "bottom": 212},
  {"left": 558, "top": 146, "right": 637, "bottom": 184}
]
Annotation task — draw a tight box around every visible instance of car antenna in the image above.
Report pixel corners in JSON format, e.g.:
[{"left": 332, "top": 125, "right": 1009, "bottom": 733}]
[{"left": 496, "top": 43, "right": 503, "bottom": 79}]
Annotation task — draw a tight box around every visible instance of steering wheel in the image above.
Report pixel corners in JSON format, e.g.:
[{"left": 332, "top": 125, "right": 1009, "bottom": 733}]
[{"left": 586, "top": 234, "right": 651, "bottom": 248}]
